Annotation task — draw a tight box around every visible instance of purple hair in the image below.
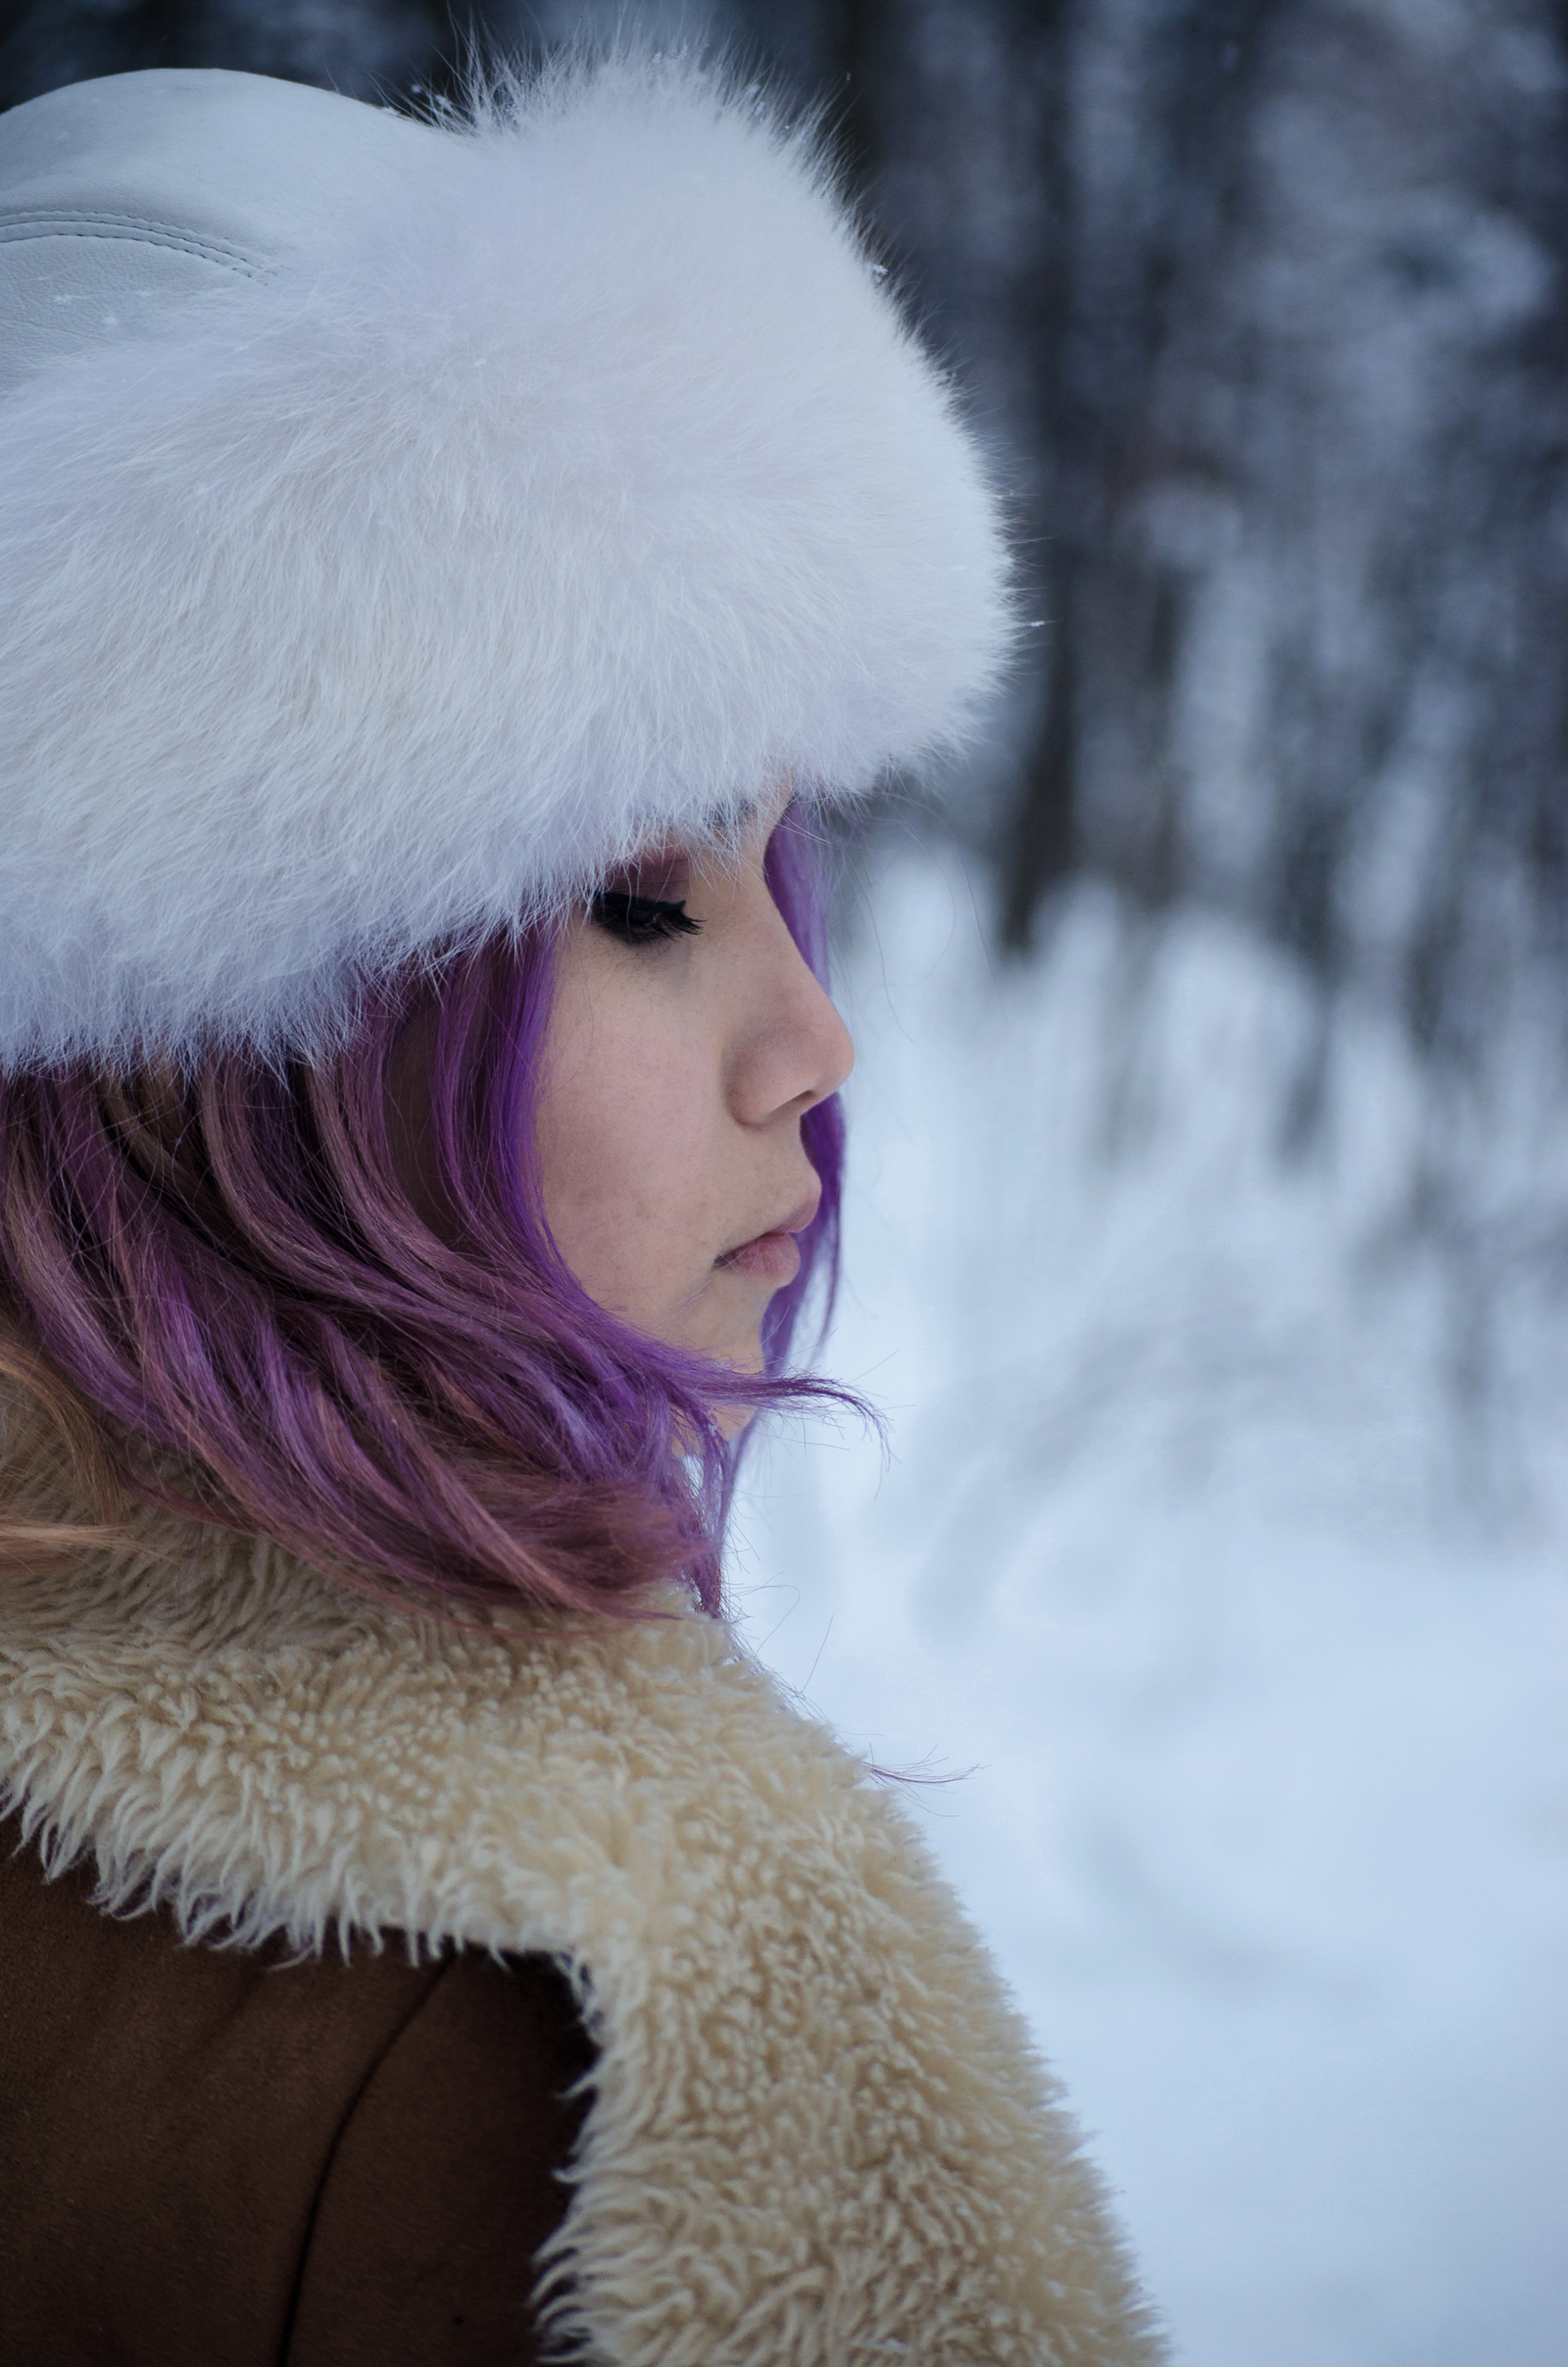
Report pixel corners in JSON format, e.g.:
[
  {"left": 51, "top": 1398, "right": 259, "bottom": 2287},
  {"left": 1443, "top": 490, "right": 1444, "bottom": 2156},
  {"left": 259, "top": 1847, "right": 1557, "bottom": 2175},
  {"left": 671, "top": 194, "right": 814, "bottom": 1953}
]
[{"left": 0, "top": 808, "right": 848, "bottom": 1618}]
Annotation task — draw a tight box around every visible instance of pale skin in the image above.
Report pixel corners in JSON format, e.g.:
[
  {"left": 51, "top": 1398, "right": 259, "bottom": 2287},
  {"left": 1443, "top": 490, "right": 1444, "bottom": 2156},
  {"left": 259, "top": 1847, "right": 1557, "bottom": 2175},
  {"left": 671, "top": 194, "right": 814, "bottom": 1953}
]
[
  {"left": 537, "top": 798, "right": 854, "bottom": 1373},
  {"left": 391, "top": 794, "right": 854, "bottom": 1382}
]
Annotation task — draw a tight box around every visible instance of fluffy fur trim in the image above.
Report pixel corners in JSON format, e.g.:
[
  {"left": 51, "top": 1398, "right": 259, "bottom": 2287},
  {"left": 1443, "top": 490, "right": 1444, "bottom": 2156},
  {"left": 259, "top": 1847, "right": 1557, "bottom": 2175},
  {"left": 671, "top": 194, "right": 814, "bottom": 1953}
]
[
  {"left": 0, "top": 1427, "right": 1162, "bottom": 2364},
  {"left": 0, "top": 57, "right": 1011, "bottom": 1071}
]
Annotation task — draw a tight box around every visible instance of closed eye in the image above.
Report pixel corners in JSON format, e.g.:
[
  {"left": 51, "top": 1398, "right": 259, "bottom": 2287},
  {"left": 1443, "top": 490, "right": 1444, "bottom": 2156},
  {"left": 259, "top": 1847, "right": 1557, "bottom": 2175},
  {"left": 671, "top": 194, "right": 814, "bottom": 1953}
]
[{"left": 590, "top": 891, "right": 703, "bottom": 946}]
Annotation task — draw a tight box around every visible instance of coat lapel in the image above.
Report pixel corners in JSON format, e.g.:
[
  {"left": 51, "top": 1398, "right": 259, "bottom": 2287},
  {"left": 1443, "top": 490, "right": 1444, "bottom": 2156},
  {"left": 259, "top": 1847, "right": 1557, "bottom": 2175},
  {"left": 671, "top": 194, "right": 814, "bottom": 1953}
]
[{"left": 0, "top": 1420, "right": 1162, "bottom": 2365}]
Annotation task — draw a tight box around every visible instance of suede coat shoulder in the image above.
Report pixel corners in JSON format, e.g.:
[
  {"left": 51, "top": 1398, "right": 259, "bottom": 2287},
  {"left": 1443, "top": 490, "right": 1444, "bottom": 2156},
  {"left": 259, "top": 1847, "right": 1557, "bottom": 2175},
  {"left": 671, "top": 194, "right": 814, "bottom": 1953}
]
[{"left": 0, "top": 1411, "right": 1165, "bottom": 2366}]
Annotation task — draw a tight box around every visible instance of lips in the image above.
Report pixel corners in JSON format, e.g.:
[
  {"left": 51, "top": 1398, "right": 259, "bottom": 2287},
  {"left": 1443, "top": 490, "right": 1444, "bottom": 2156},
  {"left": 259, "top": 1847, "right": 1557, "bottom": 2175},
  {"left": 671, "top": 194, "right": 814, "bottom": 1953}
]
[
  {"left": 718, "top": 1229, "right": 803, "bottom": 1285},
  {"left": 715, "top": 1190, "right": 819, "bottom": 1285}
]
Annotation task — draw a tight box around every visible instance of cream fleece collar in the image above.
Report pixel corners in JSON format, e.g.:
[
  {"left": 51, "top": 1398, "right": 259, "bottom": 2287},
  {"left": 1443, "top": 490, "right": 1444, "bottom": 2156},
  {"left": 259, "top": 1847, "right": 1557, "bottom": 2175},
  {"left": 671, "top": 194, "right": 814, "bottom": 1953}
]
[{"left": 0, "top": 1433, "right": 1162, "bottom": 2365}]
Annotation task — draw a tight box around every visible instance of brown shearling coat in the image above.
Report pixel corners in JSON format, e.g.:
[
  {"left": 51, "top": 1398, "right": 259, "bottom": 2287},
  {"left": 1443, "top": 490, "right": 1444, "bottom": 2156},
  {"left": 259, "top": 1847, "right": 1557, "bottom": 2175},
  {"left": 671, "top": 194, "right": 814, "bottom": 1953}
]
[
  {"left": 0, "top": 1819, "right": 593, "bottom": 2365},
  {"left": 0, "top": 1416, "right": 1164, "bottom": 2367}
]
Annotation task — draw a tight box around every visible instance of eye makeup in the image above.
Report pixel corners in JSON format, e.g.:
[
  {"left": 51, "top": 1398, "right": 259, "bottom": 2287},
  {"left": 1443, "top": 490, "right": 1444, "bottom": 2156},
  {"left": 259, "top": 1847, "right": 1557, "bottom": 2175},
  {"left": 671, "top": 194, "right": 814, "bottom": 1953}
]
[
  {"left": 590, "top": 891, "right": 701, "bottom": 946},
  {"left": 589, "top": 850, "right": 700, "bottom": 947}
]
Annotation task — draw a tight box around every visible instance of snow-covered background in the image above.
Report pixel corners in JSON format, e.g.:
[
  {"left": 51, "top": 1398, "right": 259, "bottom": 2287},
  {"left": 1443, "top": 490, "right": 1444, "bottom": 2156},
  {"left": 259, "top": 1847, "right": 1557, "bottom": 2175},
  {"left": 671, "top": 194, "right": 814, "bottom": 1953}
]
[
  {"left": 732, "top": 841, "right": 1568, "bottom": 2367},
  {"left": 3, "top": 2, "right": 1564, "bottom": 2354}
]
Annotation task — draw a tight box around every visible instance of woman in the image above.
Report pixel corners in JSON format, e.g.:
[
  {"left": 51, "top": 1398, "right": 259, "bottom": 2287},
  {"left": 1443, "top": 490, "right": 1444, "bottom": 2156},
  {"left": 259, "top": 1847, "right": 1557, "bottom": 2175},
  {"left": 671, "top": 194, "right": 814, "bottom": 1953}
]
[{"left": 0, "top": 52, "right": 1164, "bottom": 2366}]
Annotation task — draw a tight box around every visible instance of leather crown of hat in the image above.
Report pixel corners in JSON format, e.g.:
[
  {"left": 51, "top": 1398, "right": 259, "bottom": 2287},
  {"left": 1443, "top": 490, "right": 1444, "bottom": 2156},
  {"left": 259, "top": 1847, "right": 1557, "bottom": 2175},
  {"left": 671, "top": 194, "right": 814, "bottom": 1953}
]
[{"left": 0, "top": 56, "right": 1012, "bottom": 1074}]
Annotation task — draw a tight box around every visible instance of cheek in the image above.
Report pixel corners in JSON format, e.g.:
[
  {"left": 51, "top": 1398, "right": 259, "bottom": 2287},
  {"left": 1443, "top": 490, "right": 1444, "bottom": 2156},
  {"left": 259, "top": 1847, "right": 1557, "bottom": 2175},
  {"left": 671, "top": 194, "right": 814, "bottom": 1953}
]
[{"left": 534, "top": 970, "right": 725, "bottom": 1330}]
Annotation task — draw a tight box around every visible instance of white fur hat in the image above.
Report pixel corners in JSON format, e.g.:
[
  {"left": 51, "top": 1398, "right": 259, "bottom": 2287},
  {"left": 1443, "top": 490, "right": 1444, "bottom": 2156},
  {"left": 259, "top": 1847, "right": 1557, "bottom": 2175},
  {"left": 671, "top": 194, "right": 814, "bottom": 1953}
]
[{"left": 0, "top": 57, "right": 1011, "bottom": 1070}]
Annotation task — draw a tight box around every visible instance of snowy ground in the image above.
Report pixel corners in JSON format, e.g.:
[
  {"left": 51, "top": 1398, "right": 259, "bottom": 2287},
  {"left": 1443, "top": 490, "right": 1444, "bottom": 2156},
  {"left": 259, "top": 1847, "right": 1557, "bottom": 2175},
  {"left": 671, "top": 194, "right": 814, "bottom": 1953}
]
[{"left": 729, "top": 842, "right": 1568, "bottom": 2367}]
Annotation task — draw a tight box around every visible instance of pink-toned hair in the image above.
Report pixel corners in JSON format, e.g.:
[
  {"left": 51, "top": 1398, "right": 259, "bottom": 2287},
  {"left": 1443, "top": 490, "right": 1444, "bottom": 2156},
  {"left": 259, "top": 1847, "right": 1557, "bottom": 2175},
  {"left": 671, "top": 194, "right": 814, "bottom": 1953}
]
[{"left": 0, "top": 813, "right": 847, "bottom": 1617}]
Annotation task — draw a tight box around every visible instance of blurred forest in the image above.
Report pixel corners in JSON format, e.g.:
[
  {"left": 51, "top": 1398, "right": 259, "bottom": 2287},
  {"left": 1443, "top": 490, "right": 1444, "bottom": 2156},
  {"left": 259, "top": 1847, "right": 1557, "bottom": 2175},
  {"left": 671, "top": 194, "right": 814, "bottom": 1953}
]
[{"left": 3, "top": 0, "right": 1564, "bottom": 1120}]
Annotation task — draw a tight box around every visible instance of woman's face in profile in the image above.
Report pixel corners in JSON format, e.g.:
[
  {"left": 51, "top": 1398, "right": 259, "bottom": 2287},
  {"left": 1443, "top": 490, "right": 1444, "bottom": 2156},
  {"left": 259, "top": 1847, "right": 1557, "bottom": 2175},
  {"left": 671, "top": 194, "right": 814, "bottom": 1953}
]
[{"left": 536, "top": 799, "right": 854, "bottom": 1373}]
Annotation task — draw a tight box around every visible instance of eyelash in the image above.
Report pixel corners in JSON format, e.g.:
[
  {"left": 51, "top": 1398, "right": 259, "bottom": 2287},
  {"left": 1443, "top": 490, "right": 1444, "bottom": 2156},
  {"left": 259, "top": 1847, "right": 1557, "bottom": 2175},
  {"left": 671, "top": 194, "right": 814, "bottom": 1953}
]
[{"left": 589, "top": 891, "right": 702, "bottom": 946}]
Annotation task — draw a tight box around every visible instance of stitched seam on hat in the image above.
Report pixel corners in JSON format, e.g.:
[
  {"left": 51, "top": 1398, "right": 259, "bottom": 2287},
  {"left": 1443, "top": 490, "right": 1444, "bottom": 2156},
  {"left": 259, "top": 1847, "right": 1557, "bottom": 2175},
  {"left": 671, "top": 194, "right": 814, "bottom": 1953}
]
[{"left": 0, "top": 210, "right": 268, "bottom": 275}]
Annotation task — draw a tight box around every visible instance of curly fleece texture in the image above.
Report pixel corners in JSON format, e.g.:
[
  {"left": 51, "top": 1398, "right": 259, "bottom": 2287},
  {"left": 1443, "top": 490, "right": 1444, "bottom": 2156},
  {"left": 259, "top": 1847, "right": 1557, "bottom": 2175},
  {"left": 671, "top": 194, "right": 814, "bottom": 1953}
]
[
  {"left": 0, "top": 1422, "right": 1163, "bottom": 2365},
  {"left": 0, "top": 58, "right": 1012, "bottom": 1071}
]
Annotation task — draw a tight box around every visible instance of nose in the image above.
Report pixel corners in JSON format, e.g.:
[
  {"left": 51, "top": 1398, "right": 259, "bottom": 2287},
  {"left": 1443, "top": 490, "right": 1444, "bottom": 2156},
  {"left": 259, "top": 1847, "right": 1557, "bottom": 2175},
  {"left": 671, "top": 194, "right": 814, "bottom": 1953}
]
[{"left": 725, "top": 875, "right": 855, "bottom": 1128}]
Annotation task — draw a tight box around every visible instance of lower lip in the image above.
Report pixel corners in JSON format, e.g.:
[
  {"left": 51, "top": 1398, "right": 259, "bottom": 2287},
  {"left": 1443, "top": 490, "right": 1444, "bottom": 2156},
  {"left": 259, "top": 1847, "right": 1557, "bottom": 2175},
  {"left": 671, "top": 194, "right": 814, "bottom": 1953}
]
[{"left": 718, "top": 1230, "right": 802, "bottom": 1285}]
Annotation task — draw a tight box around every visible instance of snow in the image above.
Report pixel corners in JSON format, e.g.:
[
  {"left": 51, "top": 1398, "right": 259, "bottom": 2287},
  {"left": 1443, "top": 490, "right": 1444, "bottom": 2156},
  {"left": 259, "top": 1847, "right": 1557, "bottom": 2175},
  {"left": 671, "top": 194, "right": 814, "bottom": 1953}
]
[{"left": 730, "top": 841, "right": 1568, "bottom": 2366}]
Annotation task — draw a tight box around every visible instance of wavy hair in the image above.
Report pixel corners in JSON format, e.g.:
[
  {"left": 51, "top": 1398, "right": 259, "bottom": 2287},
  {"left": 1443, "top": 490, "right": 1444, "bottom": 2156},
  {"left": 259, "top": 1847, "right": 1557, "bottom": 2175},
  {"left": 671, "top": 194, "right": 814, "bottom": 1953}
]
[{"left": 0, "top": 812, "right": 847, "bottom": 1617}]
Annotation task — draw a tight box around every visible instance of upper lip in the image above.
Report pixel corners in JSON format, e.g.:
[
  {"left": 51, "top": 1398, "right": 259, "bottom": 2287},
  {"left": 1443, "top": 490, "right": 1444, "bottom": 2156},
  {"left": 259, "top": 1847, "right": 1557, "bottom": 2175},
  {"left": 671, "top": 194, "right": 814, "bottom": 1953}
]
[{"left": 718, "top": 1189, "right": 820, "bottom": 1260}]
